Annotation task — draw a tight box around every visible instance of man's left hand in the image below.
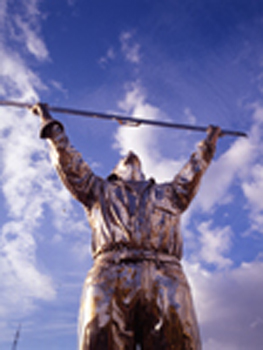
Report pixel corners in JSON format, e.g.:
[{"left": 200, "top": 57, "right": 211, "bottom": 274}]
[{"left": 206, "top": 125, "right": 222, "bottom": 146}]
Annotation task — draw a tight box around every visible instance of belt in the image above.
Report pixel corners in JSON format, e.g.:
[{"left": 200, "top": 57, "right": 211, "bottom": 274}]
[{"left": 94, "top": 248, "right": 181, "bottom": 266}]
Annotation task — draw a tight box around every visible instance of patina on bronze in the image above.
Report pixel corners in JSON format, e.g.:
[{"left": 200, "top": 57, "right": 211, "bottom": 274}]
[{"left": 31, "top": 103, "right": 222, "bottom": 350}]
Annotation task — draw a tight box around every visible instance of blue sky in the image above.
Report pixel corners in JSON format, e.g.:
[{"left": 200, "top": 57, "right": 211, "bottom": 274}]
[{"left": 0, "top": 0, "right": 263, "bottom": 349}]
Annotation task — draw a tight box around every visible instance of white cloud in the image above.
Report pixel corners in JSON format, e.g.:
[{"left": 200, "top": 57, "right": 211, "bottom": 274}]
[
  {"left": 188, "top": 103, "right": 263, "bottom": 239},
  {"left": 120, "top": 31, "right": 141, "bottom": 64},
  {"left": 14, "top": 15, "right": 49, "bottom": 61},
  {"left": 23, "top": 0, "right": 41, "bottom": 17},
  {"left": 0, "top": 0, "right": 49, "bottom": 62},
  {"left": 197, "top": 221, "right": 233, "bottom": 269},
  {"left": 0, "top": 222, "right": 55, "bottom": 315},
  {"left": 0, "top": 0, "right": 87, "bottom": 337},
  {"left": 0, "top": 46, "right": 44, "bottom": 101},
  {"left": 0, "top": 107, "right": 71, "bottom": 319},
  {"left": 242, "top": 164, "right": 263, "bottom": 232},
  {"left": 196, "top": 135, "right": 254, "bottom": 211},
  {"left": 50, "top": 80, "right": 68, "bottom": 96},
  {"left": 98, "top": 47, "right": 116, "bottom": 68},
  {"left": 100, "top": 31, "right": 141, "bottom": 67},
  {"left": 184, "top": 258, "right": 263, "bottom": 350},
  {"left": 0, "top": 104, "right": 89, "bottom": 318},
  {"left": 241, "top": 104, "right": 263, "bottom": 233},
  {"left": 115, "top": 81, "right": 183, "bottom": 181}
]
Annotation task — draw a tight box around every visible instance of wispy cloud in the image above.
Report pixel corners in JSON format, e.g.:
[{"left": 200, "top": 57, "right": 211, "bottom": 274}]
[
  {"left": 1, "top": 0, "right": 49, "bottom": 62},
  {"left": 13, "top": 15, "right": 49, "bottom": 61},
  {"left": 0, "top": 0, "right": 87, "bottom": 338},
  {"left": 0, "top": 46, "right": 44, "bottom": 100},
  {"left": 0, "top": 1, "right": 55, "bottom": 330},
  {"left": 120, "top": 31, "right": 141, "bottom": 64},
  {"left": 197, "top": 220, "right": 233, "bottom": 269},
  {"left": 99, "top": 31, "right": 140, "bottom": 69},
  {"left": 195, "top": 135, "right": 254, "bottom": 211},
  {"left": 185, "top": 258, "right": 263, "bottom": 350},
  {"left": 241, "top": 104, "right": 263, "bottom": 233},
  {"left": 98, "top": 47, "right": 116, "bottom": 68}
]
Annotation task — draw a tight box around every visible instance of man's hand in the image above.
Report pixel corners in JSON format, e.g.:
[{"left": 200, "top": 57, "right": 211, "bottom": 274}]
[
  {"left": 30, "top": 103, "right": 52, "bottom": 122},
  {"left": 206, "top": 125, "right": 223, "bottom": 146}
]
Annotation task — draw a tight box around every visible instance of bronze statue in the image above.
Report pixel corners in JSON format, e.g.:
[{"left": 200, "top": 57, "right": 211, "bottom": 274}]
[{"left": 31, "top": 103, "right": 221, "bottom": 350}]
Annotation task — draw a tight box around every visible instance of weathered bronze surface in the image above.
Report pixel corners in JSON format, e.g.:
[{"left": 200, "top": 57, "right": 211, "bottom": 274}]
[{"left": 36, "top": 105, "right": 220, "bottom": 350}]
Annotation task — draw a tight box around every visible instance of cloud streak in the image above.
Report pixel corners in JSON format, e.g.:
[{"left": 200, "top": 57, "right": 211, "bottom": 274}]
[
  {"left": 0, "top": 0, "right": 88, "bottom": 339},
  {"left": 120, "top": 31, "right": 141, "bottom": 64}
]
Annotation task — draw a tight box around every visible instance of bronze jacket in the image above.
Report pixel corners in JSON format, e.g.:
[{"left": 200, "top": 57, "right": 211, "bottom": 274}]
[{"left": 41, "top": 120, "right": 215, "bottom": 261}]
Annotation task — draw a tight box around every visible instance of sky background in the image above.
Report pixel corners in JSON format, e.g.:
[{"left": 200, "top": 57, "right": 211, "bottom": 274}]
[{"left": 0, "top": 0, "right": 263, "bottom": 349}]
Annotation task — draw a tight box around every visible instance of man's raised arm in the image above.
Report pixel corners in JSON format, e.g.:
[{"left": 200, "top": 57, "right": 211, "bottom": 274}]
[
  {"left": 31, "top": 103, "right": 99, "bottom": 205},
  {"left": 172, "top": 125, "right": 222, "bottom": 212}
]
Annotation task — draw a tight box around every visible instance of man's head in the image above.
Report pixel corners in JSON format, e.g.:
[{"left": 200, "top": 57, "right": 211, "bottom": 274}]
[{"left": 109, "top": 151, "right": 145, "bottom": 181}]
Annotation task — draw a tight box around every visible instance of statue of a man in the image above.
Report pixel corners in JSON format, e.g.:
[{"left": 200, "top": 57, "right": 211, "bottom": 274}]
[{"left": 32, "top": 103, "right": 221, "bottom": 350}]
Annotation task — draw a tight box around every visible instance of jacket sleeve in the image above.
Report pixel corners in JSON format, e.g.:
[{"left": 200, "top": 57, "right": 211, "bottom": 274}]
[
  {"left": 172, "top": 138, "right": 216, "bottom": 212},
  {"left": 40, "top": 119, "right": 100, "bottom": 206}
]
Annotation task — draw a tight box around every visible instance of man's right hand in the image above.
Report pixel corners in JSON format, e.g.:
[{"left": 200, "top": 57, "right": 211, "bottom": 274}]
[{"left": 30, "top": 103, "right": 52, "bottom": 122}]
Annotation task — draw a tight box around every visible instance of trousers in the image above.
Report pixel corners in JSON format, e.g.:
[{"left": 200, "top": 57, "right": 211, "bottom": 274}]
[{"left": 79, "top": 255, "right": 201, "bottom": 350}]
